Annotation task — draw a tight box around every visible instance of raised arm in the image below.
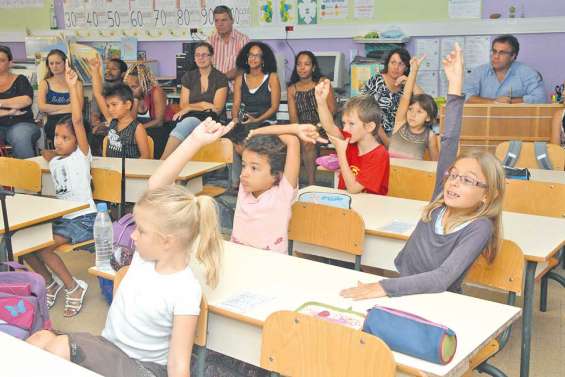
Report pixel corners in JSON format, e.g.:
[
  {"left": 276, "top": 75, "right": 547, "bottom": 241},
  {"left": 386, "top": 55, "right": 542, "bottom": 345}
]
[
  {"left": 393, "top": 56, "right": 425, "bottom": 134},
  {"left": 315, "top": 79, "right": 342, "bottom": 139},
  {"left": 148, "top": 119, "right": 234, "bottom": 189},
  {"left": 65, "top": 62, "right": 89, "bottom": 155},
  {"left": 433, "top": 43, "right": 465, "bottom": 199},
  {"left": 89, "top": 57, "right": 111, "bottom": 122}
]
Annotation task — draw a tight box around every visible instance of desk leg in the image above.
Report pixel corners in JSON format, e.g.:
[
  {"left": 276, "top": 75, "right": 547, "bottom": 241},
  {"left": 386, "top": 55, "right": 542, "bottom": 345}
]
[{"left": 520, "top": 261, "right": 536, "bottom": 377}]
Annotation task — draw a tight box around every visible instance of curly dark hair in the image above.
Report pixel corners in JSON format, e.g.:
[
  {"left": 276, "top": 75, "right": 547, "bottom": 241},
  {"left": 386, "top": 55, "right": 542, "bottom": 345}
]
[
  {"left": 236, "top": 42, "right": 277, "bottom": 74},
  {"left": 244, "top": 134, "right": 287, "bottom": 181},
  {"left": 288, "top": 51, "right": 323, "bottom": 86},
  {"left": 381, "top": 48, "right": 411, "bottom": 76}
]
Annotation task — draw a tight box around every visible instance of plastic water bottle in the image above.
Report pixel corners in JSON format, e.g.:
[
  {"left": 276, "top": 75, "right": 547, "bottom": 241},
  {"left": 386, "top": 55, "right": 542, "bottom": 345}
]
[{"left": 94, "top": 203, "right": 113, "bottom": 271}]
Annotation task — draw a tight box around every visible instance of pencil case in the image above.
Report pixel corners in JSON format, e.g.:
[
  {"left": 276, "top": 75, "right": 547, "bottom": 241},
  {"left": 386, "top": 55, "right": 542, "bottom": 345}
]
[{"left": 362, "top": 305, "right": 457, "bottom": 365}]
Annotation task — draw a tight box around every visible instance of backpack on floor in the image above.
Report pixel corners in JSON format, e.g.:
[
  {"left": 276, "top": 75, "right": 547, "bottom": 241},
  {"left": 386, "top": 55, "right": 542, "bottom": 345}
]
[
  {"left": 0, "top": 262, "right": 52, "bottom": 339},
  {"left": 110, "top": 213, "right": 136, "bottom": 272}
]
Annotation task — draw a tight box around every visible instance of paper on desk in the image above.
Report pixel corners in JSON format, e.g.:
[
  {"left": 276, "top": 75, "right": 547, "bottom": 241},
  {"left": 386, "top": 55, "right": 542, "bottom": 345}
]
[
  {"left": 217, "top": 291, "right": 275, "bottom": 313},
  {"left": 378, "top": 220, "right": 417, "bottom": 234}
]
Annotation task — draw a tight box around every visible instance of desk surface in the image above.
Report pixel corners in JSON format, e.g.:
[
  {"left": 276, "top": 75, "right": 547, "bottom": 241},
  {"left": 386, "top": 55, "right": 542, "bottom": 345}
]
[
  {"left": 28, "top": 156, "right": 225, "bottom": 180},
  {"left": 192, "top": 241, "right": 521, "bottom": 377},
  {"left": 0, "top": 332, "right": 103, "bottom": 377},
  {"left": 390, "top": 158, "right": 565, "bottom": 184},
  {"left": 0, "top": 194, "right": 88, "bottom": 234},
  {"left": 300, "top": 186, "right": 565, "bottom": 263}
]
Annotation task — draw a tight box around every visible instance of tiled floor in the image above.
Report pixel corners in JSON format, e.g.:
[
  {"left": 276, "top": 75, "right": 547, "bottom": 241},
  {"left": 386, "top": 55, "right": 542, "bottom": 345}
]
[{"left": 51, "top": 250, "right": 565, "bottom": 377}]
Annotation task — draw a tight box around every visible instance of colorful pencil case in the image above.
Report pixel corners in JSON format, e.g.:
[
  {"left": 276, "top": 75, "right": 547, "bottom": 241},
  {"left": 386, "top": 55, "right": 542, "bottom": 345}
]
[{"left": 362, "top": 305, "right": 457, "bottom": 365}]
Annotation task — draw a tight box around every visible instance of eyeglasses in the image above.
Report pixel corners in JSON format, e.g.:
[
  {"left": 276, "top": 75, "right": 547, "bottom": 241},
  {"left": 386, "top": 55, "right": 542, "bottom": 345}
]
[
  {"left": 195, "top": 53, "right": 210, "bottom": 58},
  {"left": 247, "top": 53, "right": 263, "bottom": 59},
  {"left": 444, "top": 169, "right": 487, "bottom": 188},
  {"left": 491, "top": 48, "right": 513, "bottom": 57}
]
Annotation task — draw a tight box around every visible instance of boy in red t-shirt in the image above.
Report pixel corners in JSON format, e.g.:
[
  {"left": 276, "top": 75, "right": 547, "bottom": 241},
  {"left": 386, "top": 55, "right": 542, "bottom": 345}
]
[{"left": 315, "top": 79, "right": 389, "bottom": 194}]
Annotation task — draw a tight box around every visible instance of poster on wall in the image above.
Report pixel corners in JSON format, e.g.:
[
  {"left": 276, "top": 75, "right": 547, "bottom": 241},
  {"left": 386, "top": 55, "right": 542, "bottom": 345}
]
[
  {"left": 0, "top": 0, "right": 44, "bottom": 8},
  {"left": 259, "top": 0, "right": 276, "bottom": 25},
  {"left": 448, "top": 0, "right": 482, "bottom": 19},
  {"left": 319, "top": 0, "right": 347, "bottom": 20},
  {"left": 280, "top": 0, "right": 297, "bottom": 24},
  {"left": 298, "top": 0, "right": 317, "bottom": 25},
  {"left": 354, "top": 0, "right": 374, "bottom": 19}
]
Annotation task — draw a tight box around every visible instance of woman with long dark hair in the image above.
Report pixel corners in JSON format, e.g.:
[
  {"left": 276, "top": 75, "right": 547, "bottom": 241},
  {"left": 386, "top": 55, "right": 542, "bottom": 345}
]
[{"left": 287, "top": 50, "right": 336, "bottom": 185}]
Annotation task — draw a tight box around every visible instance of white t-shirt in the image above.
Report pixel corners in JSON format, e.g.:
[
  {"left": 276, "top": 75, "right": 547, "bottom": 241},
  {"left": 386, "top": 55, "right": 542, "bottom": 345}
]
[
  {"left": 48, "top": 147, "right": 96, "bottom": 218},
  {"left": 102, "top": 252, "right": 202, "bottom": 365}
]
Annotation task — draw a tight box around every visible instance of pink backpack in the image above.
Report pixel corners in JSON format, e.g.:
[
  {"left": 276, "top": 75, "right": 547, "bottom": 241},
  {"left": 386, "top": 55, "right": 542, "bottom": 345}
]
[
  {"left": 0, "top": 262, "right": 52, "bottom": 339},
  {"left": 110, "top": 213, "right": 136, "bottom": 271}
]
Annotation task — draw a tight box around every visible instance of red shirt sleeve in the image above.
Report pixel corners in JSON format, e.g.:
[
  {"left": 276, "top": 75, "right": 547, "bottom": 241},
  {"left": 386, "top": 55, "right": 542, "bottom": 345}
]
[{"left": 355, "top": 145, "right": 390, "bottom": 195}]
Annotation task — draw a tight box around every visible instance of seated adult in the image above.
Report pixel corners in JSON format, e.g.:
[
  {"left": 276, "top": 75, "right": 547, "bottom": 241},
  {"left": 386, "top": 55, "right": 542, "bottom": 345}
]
[
  {"left": 161, "top": 42, "right": 228, "bottom": 159},
  {"left": 229, "top": 41, "right": 281, "bottom": 189},
  {"left": 0, "top": 45, "right": 40, "bottom": 158},
  {"left": 551, "top": 107, "right": 565, "bottom": 149},
  {"left": 38, "top": 49, "right": 83, "bottom": 146},
  {"left": 464, "top": 34, "right": 546, "bottom": 104},
  {"left": 361, "top": 48, "right": 423, "bottom": 135},
  {"left": 287, "top": 51, "right": 336, "bottom": 185}
]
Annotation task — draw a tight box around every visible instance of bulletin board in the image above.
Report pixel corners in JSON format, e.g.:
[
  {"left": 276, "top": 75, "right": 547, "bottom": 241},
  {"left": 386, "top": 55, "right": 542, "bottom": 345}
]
[{"left": 0, "top": 0, "right": 51, "bottom": 31}]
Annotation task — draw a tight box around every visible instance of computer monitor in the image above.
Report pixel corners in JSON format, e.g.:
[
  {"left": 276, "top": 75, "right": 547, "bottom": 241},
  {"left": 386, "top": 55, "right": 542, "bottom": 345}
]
[{"left": 314, "top": 52, "right": 346, "bottom": 90}]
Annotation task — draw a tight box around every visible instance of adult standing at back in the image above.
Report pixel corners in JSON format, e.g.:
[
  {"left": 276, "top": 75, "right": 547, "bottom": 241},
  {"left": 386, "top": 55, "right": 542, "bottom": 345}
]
[
  {"left": 361, "top": 48, "right": 423, "bottom": 136},
  {"left": 207, "top": 5, "right": 250, "bottom": 81},
  {"left": 0, "top": 45, "right": 39, "bottom": 158},
  {"left": 464, "top": 34, "right": 546, "bottom": 104}
]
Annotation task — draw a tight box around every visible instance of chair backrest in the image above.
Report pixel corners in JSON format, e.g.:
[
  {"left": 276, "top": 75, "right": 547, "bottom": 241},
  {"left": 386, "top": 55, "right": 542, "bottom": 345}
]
[
  {"left": 102, "top": 135, "right": 155, "bottom": 159},
  {"left": 112, "top": 265, "right": 208, "bottom": 347},
  {"left": 464, "top": 240, "right": 524, "bottom": 296},
  {"left": 261, "top": 311, "right": 396, "bottom": 377},
  {"left": 288, "top": 202, "right": 365, "bottom": 256},
  {"left": 388, "top": 165, "right": 435, "bottom": 201},
  {"left": 191, "top": 138, "right": 233, "bottom": 163},
  {"left": 0, "top": 157, "right": 42, "bottom": 193},
  {"left": 91, "top": 168, "right": 122, "bottom": 204},
  {"left": 495, "top": 141, "right": 565, "bottom": 171},
  {"left": 503, "top": 179, "right": 565, "bottom": 218}
]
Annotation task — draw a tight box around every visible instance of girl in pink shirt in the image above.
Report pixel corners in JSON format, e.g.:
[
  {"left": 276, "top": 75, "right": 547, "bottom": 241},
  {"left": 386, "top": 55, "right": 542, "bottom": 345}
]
[{"left": 149, "top": 119, "right": 323, "bottom": 253}]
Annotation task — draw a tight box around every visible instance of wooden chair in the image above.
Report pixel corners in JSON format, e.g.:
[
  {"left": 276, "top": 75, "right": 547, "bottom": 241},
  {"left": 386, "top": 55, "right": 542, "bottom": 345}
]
[
  {"left": 388, "top": 165, "right": 435, "bottom": 201},
  {"left": 56, "top": 168, "right": 122, "bottom": 254},
  {"left": 462, "top": 240, "right": 525, "bottom": 377},
  {"left": 191, "top": 138, "right": 233, "bottom": 197},
  {"left": 288, "top": 202, "right": 365, "bottom": 270},
  {"left": 261, "top": 310, "right": 396, "bottom": 377},
  {"left": 495, "top": 141, "right": 565, "bottom": 170},
  {"left": 502, "top": 179, "right": 565, "bottom": 312},
  {"left": 0, "top": 157, "right": 42, "bottom": 193},
  {"left": 102, "top": 135, "right": 155, "bottom": 159},
  {"left": 113, "top": 266, "right": 209, "bottom": 377}
]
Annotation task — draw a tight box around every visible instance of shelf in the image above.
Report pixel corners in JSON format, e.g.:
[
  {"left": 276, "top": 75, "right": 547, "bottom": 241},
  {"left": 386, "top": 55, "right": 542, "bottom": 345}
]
[{"left": 353, "top": 37, "right": 410, "bottom": 44}]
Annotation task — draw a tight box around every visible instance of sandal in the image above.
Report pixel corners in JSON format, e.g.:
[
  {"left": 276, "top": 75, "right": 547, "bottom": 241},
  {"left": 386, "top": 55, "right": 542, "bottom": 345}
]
[
  {"left": 63, "top": 279, "right": 88, "bottom": 318},
  {"left": 45, "top": 276, "right": 63, "bottom": 309}
]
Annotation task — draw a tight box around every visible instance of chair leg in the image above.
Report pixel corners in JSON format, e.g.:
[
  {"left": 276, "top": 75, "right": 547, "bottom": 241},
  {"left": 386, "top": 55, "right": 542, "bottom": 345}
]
[
  {"left": 540, "top": 271, "right": 565, "bottom": 312},
  {"left": 476, "top": 362, "right": 507, "bottom": 377},
  {"left": 194, "top": 346, "right": 207, "bottom": 377},
  {"left": 354, "top": 255, "right": 361, "bottom": 271}
]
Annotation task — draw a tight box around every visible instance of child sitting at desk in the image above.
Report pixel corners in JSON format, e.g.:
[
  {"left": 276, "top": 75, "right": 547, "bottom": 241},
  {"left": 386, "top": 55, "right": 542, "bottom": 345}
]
[
  {"left": 150, "top": 119, "right": 322, "bottom": 253},
  {"left": 316, "top": 80, "right": 390, "bottom": 195},
  {"left": 341, "top": 44, "right": 506, "bottom": 299},
  {"left": 388, "top": 55, "right": 440, "bottom": 161},
  {"left": 89, "top": 57, "right": 150, "bottom": 159},
  {"left": 24, "top": 63, "right": 93, "bottom": 317},
  {"left": 27, "top": 184, "right": 222, "bottom": 377}
]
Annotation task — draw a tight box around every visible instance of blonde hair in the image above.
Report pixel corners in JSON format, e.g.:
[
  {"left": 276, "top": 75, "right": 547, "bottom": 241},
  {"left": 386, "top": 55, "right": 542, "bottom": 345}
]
[
  {"left": 422, "top": 150, "right": 505, "bottom": 262},
  {"left": 343, "top": 95, "right": 383, "bottom": 137},
  {"left": 124, "top": 62, "right": 158, "bottom": 96},
  {"left": 136, "top": 185, "right": 222, "bottom": 287}
]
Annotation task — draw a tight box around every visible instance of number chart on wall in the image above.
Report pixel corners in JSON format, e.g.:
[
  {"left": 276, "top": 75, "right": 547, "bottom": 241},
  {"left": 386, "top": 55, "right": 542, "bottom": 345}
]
[{"left": 62, "top": 0, "right": 251, "bottom": 30}]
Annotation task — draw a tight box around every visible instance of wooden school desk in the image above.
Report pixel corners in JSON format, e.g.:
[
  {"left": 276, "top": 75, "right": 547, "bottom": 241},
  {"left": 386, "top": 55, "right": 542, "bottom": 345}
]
[
  {"left": 27, "top": 156, "right": 225, "bottom": 202},
  {"left": 298, "top": 185, "right": 565, "bottom": 377},
  {"left": 0, "top": 331, "right": 103, "bottom": 377},
  {"left": 0, "top": 194, "right": 88, "bottom": 259},
  {"left": 89, "top": 241, "right": 521, "bottom": 377}
]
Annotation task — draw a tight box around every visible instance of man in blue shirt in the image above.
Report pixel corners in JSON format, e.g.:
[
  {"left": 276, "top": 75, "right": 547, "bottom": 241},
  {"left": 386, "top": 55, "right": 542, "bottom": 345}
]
[{"left": 464, "top": 34, "right": 547, "bottom": 104}]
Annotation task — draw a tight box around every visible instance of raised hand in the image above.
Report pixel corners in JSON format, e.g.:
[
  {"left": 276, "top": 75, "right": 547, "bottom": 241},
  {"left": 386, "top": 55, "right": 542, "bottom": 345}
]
[
  {"left": 314, "top": 79, "right": 331, "bottom": 103},
  {"left": 64, "top": 60, "right": 79, "bottom": 87},
  {"left": 410, "top": 54, "right": 426, "bottom": 71},
  {"left": 442, "top": 42, "right": 464, "bottom": 85},
  {"left": 295, "top": 124, "right": 328, "bottom": 144},
  {"left": 189, "top": 118, "right": 234, "bottom": 146},
  {"left": 328, "top": 133, "right": 349, "bottom": 155}
]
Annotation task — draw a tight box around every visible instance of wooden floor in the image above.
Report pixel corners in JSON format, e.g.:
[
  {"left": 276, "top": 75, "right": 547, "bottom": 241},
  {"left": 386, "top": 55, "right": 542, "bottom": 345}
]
[{"left": 52, "top": 249, "right": 565, "bottom": 377}]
